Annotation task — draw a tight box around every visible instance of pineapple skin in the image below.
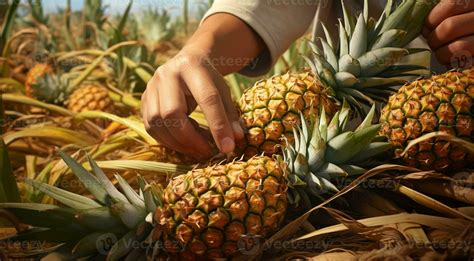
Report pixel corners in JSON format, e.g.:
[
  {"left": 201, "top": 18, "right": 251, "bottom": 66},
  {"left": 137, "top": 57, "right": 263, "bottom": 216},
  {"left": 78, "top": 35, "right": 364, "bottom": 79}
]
[
  {"left": 67, "top": 84, "right": 115, "bottom": 113},
  {"left": 24, "top": 63, "right": 53, "bottom": 97},
  {"left": 380, "top": 69, "right": 474, "bottom": 171},
  {"left": 154, "top": 156, "right": 287, "bottom": 259},
  {"left": 239, "top": 72, "right": 337, "bottom": 158}
]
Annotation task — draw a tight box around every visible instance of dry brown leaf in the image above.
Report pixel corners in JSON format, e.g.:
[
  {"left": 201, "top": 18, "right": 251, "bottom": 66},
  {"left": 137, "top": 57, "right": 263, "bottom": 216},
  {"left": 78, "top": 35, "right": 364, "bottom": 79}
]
[
  {"left": 293, "top": 213, "right": 470, "bottom": 242},
  {"left": 396, "top": 185, "right": 473, "bottom": 220},
  {"left": 323, "top": 207, "right": 407, "bottom": 245}
]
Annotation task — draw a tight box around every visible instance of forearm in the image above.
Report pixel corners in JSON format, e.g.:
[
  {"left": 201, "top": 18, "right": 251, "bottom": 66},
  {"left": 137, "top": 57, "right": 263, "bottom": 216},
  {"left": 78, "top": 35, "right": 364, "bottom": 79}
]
[{"left": 181, "top": 13, "right": 266, "bottom": 75}]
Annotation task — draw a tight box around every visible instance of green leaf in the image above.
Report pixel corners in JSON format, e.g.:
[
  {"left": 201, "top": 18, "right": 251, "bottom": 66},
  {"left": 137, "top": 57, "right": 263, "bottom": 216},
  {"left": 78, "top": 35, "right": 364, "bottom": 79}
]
[
  {"left": 0, "top": 0, "right": 19, "bottom": 60},
  {"left": 138, "top": 176, "right": 157, "bottom": 213},
  {"left": 58, "top": 150, "right": 109, "bottom": 205},
  {"left": 358, "top": 48, "right": 409, "bottom": 77},
  {"left": 370, "top": 29, "right": 406, "bottom": 50},
  {"left": 321, "top": 23, "right": 335, "bottom": 49},
  {"left": 25, "top": 179, "right": 101, "bottom": 209},
  {"left": 326, "top": 124, "right": 381, "bottom": 164},
  {"left": 0, "top": 139, "right": 20, "bottom": 202},
  {"left": 339, "top": 164, "right": 366, "bottom": 175},
  {"left": 338, "top": 19, "right": 349, "bottom": 56},
  {"left": 74, "top": 207, "right": 123, "bottom": 231},
  {"left": 358, "top": 77, "right": 406, "bottom": 88},
  {"left": 378, "top": 64, "right": 429, "bottom": 78},
  {"left": 73, "top": 232, "right": 116, "bottom": 257},
  {"left": 356, "top": 105, "right": 376, "bottom": 131},
  {"left": 381, "top": 0, "right": 415, "bottom": 32},
  {"left": 340, "top": 0, "right": 355, "bottom": 35},
  {"left": 0, "top": 203, "right": 77, "bottom": 228},
  {"left": 349, "top": 142, "right": 392, "bottom": 163},
  {"left": 338, "top": 54, "right": 361, "bottom": 76},
  {"left": 88, "top": 155, "right": 128, "bottom": 204},
  {"left": 115, "top": 175, "right": 145, "bottom": 209},
  {"left": 335, "top": 72, "right": 359, "bottom": 88},
  {"left": 349, "top": 14, "right": 367, "bottom": 58},
  {"left": 117, "top": 1, "right": 133, "bottom": 37}
]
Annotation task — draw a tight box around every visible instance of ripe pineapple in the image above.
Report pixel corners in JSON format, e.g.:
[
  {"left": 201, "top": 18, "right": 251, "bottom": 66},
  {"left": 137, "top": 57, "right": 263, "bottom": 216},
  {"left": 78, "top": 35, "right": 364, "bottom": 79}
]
[
  {"left": 67, "top": 83, "right": 115, "bottom": 113},
  {"left": 31, "top": 73, "right": 115, "bottom": 113},
  {"left": 0, "top": 104, "right": 387, "bottom": 259},
  {"left": 239, "top": 72, "right": 337, "bottom": 157},
  {"left": 24, "top": 63, "right": 52, "bottom": 97},
  {"left": 380, "top": 68, "right": 473, "bottom": 171},
  {"left": 239, "top": 0, "right": 437, "bottom": 157},
  {"left": 156, "top": 156, "right": 288, "bottom": 258}
]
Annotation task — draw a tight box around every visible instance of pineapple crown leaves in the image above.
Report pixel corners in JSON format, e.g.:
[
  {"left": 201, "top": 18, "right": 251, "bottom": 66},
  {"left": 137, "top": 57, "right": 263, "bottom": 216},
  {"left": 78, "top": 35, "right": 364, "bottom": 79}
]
[
  {"left": 306, "top": 0, "right": 438, "bottom": 116},
  {"left": 31, "top": 73, "right": 75, "bottom": 105},
  {"left": 135, "top": 8, "right": 177, "bottom": 43},
  {"left": 0, "top": 151, "right": 160, "bottom": 259},
  {"left": 282, "top": 101, "right": 390, "bottom": 202}
]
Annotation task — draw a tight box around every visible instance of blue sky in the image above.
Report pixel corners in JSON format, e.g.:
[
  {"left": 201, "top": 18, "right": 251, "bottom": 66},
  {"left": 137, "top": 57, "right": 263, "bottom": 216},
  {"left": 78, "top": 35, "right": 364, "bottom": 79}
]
[{"left": 37, "top": 0, "right": 205, "bottom": 16}]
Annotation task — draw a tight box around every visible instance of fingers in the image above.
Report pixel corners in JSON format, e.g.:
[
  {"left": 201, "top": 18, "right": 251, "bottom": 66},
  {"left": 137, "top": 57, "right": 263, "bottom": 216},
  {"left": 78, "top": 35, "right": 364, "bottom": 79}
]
[
  {"left": 425, "top": 0, "right": 474, "bottom": 30},
  {"left": 206, "top": 64, "right": 245, "bottom": 140},
  {"left": 143, "top": 72, "right": 200, "bottom": 156},
  {"left": 157, "top": 68, "right": 213, "bottom": 159},
  {"left": 142, "top": 76, "right": 183, "bottom": 150},
  {"left": 181, "top": 60, "right": 235, "bottom": 154},
  {"left": 434, "top": 35, "right": 474, "bottom": 65},
  {"left": 427, "top": 11, "right": 474, "bottom": 49}
]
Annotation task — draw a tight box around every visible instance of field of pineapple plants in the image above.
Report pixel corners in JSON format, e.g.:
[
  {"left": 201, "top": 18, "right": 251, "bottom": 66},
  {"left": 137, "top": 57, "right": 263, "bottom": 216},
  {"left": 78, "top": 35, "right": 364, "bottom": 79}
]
[{"left": 0, "top": 0, "right": 472, "bottom": 260}]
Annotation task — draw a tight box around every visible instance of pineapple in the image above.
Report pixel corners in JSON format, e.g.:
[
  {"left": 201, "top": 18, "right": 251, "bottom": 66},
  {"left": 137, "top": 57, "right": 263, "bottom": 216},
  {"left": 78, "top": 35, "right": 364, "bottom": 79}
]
[
  {"left": 239, "top": 71, "right": 337, "bottom": 157},
  {"left": 0, "top": 104, "right": 387, "bottom": 259},
  {"left": 24, "top": 63, "right": 53, "bottom": 97},
  {"left": 67, "top": 83, "right": 114, "bottom": 113},
  {"left": 380, "top": 68, "right": 473, "bottom": 171},
  {"left": 31, "top": 73, "right": 115, "bottom": 113},
  {"left": 156, "top": 156, "right": 288, "bottom": 258},
  {"left": 239, "top": 0, "right": 437, "bottom": 157}
]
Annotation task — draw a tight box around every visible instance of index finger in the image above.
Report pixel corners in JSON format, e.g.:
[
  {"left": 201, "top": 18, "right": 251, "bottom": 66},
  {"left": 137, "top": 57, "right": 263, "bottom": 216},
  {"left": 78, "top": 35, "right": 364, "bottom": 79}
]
[
  {"left": 181, "top": 65, "right": 235, "bottom": 154},
  {"left": 425, "top": 0, "right": 474, "bottom": 30}
]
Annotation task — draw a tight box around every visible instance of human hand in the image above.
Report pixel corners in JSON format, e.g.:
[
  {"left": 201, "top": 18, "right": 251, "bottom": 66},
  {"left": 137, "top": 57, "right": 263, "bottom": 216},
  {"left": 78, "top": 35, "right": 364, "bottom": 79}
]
[
  {"left": 424, "top": 0, "right": 474, "bottom": 68},
  {"left": 141, "top": 49, "right": 244, "bottom": 161}
]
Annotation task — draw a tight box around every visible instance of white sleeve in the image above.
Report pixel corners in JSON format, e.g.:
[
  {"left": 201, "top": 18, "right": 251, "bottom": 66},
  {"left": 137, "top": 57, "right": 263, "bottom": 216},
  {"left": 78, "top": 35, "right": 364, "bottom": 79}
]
[{"left": 202, "top": 0, "right": 321, "bottom": 76}]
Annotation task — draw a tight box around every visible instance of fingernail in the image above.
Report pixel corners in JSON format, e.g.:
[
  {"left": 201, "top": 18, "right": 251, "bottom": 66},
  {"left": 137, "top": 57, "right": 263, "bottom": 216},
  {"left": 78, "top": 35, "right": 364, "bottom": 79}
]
[
  {"left": 232, "top": 121, "right": 244, "bottom": 139},
  {"left": 220, "top": 137, "right": 235, "bottom": 153}
]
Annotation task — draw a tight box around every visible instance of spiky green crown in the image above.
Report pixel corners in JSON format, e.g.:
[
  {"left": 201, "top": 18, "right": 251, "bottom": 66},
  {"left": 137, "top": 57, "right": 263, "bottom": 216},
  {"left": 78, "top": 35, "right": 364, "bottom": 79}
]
[
  {"left": 0, "top": 151, "right": 159, "bottom": 259},
  {"left": 31, "top": 74, "right": 75, "bottom": 105},
  {"left": 306, "top": 0, "right": 438, "bottom": 115},
  {"left": 282, "top": 102, "right": 390, "bottom": 208}
]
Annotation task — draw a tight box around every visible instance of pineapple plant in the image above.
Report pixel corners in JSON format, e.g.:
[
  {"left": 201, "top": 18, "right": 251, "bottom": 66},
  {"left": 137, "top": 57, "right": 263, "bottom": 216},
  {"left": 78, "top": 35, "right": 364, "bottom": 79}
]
[
  {"left": 134, "top": 8, "right": 177, "bottom": 53},
  {"left": 24, "top": 63, "right": 53, "bottom": 97},
  {"left": 31, "top": 73, "right": 115, "bottom": 114},
  {"left": 239, "top": 0, "right": 437, "bottom": 157},
  {"left": 0, "top": 104, "right": 388, "bottom": 259},
  {"left": 380, "top": 68, "right": 473, "bottom": 171}
]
